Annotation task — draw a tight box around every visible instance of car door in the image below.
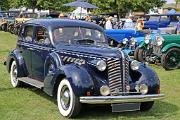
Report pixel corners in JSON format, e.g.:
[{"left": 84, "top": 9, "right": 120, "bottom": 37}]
[
  {"left": 18, "top": 24, "right": 34, "bottom": 77},
  {"left": 31, "top": 26, "right": 51, "bottom": 81}
]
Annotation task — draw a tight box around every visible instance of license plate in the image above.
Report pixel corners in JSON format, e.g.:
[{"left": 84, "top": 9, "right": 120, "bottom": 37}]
[{"left": 111, "top": 103, "right": 140, "bottom": 112}]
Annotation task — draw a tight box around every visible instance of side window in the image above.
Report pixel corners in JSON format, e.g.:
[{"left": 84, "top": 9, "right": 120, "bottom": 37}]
[
  {"left": 23, "top": 26, "right": 33, "bottom": 42},
  {"left": 35, "top": 26, "right": 50, "bottom": 45}
]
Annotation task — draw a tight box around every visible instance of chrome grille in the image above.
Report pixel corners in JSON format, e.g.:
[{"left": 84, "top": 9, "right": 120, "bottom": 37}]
[
  {"left": 107, "top": 58, "right": 122, "bottom": 95},
  {"left": 153, "top": 45, "right": 162, "bottom": 55},
  {"left": 107, "top": 56, "right": 129, "bottom": 96}
]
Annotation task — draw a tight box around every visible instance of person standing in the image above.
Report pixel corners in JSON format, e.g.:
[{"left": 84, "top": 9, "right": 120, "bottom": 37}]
[{"left": 105, "top": 16, "right": 113, "bottom": 29}]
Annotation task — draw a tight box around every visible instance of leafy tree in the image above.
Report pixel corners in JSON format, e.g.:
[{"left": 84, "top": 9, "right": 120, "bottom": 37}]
[{"left": 0, "top": 0, "right": 10, "bottom": 10}]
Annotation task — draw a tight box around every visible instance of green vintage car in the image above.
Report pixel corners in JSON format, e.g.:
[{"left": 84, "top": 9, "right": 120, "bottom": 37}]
[{"left": 135, "top": 33, "right": 180, "bottom": 70}]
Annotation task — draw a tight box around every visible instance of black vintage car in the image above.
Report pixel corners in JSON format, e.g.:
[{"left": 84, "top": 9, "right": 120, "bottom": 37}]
[{"left": 5, "top": 19, "right": 164, "bottom": 118}]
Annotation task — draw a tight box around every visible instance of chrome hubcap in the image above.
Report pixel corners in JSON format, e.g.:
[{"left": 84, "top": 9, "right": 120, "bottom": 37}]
[{"left": 60, "top": 86, "right": 70, "bottom": 110}]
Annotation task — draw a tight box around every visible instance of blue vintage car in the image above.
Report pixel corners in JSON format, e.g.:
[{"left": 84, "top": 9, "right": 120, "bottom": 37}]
[
  {"left": 144, "top": 13, "right": 180, "bottom": 30},
  {"left": 5, "top": 19, "right": 164, "bottom": 118},
  {"left": 105, "top": 29, "right": 146, "bottom": 55}
]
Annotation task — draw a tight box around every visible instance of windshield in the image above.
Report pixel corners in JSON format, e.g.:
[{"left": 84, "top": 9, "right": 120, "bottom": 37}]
[
  {"left": 20, "top": 13, "right": 38, "bottom": 18},
  {"left": 53, "top": 27, "right": 106, "bottom": 46},
  {"left": 149, "top": 16, "right": 160, "bottom": 21},
  {"left": 160, "top": 16, "right": 169, "bottom": 21}
]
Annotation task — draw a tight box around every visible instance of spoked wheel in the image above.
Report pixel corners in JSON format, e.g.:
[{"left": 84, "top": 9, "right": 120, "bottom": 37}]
[
  {"left": 57, "top": 78, "right": 81, "bottom": 118},
  {"left": 10, "top": 61, "right": 21, "bottom": 87},
  {"left": 161, "top": 48, "right": 180, "bottom": 70}
]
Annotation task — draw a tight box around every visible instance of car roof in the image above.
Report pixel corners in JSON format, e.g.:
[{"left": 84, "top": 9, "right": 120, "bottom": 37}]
[{"left": 26, "top": 19, "right": 104, "bottom": 31}]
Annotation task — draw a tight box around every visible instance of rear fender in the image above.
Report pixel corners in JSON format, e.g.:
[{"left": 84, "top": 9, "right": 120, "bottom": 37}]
[{"left": 6, "top": 49, "right": 27, "bottom": 77}]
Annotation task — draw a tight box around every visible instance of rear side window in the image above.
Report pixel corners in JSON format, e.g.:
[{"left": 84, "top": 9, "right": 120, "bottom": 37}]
[{"left": 23, "top": 26, "right": 33, "bottom": 42}]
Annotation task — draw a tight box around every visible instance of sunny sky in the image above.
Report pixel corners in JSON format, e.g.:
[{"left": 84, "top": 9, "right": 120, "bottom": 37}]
[{"left": 166, "top": 0, "right": 176, "bottom": 4}]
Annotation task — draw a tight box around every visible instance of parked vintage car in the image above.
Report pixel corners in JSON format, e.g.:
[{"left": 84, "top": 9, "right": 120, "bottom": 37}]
[
  {"left": 0, "top": 11, "right": 8, "bottom": 31},
  {"left": 105, "top": 29, "right": 146, "bottom": 55},
  {"left": 5, "top": 19, "right": 164, "bottom": 118},
  {"left": 135, "top": 33, "right": 180, "bottom": 70},
  {"left": 13, "top": 12, "right": 38, "bottom": 34},
  {"left": 144, "top": 13, "right": 180, "bottom": 30}
]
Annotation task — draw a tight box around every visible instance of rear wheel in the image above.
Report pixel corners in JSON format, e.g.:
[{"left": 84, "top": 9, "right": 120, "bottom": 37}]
[
  {"left": 57, "top": 78, "right": 81, "bottom": 118},
  {"left": 10, "top": 61, "right": 21, "bottom": 87},
  {"left": 161, "top": 48, "right": 180, "bottom": 70},
  {"left": 138, "top": 48, "right": 146, "bottom": 62},
  {"left": 140, "top": 101, "right": 154, "bottom": 111}
]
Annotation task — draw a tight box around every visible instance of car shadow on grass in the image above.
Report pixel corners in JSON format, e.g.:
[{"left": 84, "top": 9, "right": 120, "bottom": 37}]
[
  {"left": 19, "top": 86, "right": 179, "bottom": 119},
  {"left": 76, "top": 101, "right": 179, "bottom": 119}
]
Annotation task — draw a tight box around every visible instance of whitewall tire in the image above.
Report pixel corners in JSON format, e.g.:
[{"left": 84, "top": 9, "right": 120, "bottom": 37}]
[
  {"left": 10, "top": 61, "right": 20, "bottom": 87},
  {"left": 57, "top": 78, "right": 81, "bottom": 118}
]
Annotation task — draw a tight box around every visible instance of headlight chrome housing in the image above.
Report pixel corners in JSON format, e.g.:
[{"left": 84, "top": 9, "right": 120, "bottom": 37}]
[
  {"left": 96, "top": 60, "right": 107, "bottom": 71},
  {"left": 130, "top": 37, "right": 137, "bottom": 45},
  {"left": 139, "top": 84, "right": 148, "bottom": 94},
  {"left": 144, "top": 34, "right": 150, "bottom": 44},
  {"left": 131, "top": 60, "right": 140, "bottom": 70},
  {"left": 156, "top": 35, "right": 164, "bottom": 46},
  {"left": 100, "top": 85, "right": 110, "bottom": 96},
  {"left": 122, "top": 38, "right": 128, "bottom": 44}
]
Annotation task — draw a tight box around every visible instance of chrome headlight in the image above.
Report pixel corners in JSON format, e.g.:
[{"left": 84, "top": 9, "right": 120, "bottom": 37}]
[
  {"left": 130, "top": 37, "right": 137, "bottom": 45},
  {"left": 122, "top": 38, "right": 128, "bottom": 44},
  {"left": 144, "top": 34, "right": 150, "bottom": 44},
  {"left": 139, "top": 84, "right": 148, "bottom": 94},
  {"left": 156, "top": 35, "right": 164, "bottom": 46},
  {"left": 96, "top": 60, "right": 106, "bottom": 71},
  {"left": 100, "top": 85, "right": 110, "bottom": 96},
  {"left": 131, "top": 60, "right": 140, "bottom": 70}
]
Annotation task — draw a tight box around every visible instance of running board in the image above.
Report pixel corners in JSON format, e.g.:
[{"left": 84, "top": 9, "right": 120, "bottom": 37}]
[{"left": 18, "top": 77, "right": 44, "bottom": 89}]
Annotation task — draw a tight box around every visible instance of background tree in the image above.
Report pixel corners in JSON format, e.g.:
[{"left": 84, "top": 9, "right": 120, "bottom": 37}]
[{"left": 0, "top": 0, "right": 10, "bottom": 10}]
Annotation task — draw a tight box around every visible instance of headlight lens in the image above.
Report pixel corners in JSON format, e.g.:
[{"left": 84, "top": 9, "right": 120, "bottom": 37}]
[
  {"left": 131, "top": 60, "right": 140, "bottom": 70},
  {"left": 156, "top": 35, "right": 164, "bottom": 46},
  {"left": 139, "top": 84, "right": 148, "bottom": 94},
  {"left": 130, "top": 37, "right": 137, "bottom": 45},
  {"left": 96, "top": 60, "right": 106, "bottom": 71},
  {"left": 122, "top": 38, "right": 128, "bottom": 44},
  {"left": 144, "top": 34, "right": 150, "bottom": 44},
  {"left": 100, "top": 85, "right": 110, "bottom": 96}
]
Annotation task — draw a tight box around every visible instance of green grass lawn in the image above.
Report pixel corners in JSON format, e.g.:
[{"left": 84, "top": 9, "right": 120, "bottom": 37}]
[{"left": 0, "top": 31, "right": 180, "bottom": 120}]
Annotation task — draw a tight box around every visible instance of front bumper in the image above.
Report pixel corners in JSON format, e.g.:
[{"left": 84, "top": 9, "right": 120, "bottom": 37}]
[{"left": 80, "top": 94, "right": 164, "bottom": 104}]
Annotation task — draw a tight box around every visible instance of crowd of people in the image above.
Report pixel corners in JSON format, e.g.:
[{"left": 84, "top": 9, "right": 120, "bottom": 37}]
[{"left": 57, "top": 13, "right": 145, "bottom": 30}]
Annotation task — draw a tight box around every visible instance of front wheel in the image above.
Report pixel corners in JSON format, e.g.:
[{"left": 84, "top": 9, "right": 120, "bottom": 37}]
[
  {"left": 134, "top": 48, "right": 140, "bottom": 61},
  {"left": 161, "top": 48, "right": 180, "bottom": 70},
  {"left": 10, "top": 61, "right": 21, "bottom": 87},
  {"left": 57, "top": 78, "right": 81, "bottom": 118},
  {"left": 140, "top": 101, "right": 154, "bottom": 111}
]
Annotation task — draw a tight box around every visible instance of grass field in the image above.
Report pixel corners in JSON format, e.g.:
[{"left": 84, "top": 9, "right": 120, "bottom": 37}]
[{"left": 0, "top": 31, "right": 180, "bottom": 120}]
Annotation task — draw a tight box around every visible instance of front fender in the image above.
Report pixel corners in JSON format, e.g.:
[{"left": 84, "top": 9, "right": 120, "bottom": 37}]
[
  {"left": 161, "top": 43, "right": 180, "bottom": 53},
  {"left": 6, "top": 49, "right": 27, "bottom": 77},
  {"left": 138, "top": 41, "right": 146, "bottom": 48},
  {"left": 135, "top": 65, "right": 160, "bottom": 94},
  {"left": 44, "top": 64, "right": 94, "bottom": 97}
]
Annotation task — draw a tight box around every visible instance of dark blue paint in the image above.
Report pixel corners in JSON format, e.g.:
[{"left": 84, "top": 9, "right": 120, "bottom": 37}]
[{"left": 6, "top": 19, "right": 161, "bottom": 97}]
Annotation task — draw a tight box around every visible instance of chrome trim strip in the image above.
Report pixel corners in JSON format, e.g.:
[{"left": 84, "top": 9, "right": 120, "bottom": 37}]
[{"left": 80, "top": 94, "right": 165, "bottom": 104}]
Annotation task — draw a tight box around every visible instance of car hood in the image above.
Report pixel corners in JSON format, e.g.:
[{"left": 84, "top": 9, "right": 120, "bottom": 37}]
[{"left": 55, "top": 44, "right": 122, "bottom": 58}]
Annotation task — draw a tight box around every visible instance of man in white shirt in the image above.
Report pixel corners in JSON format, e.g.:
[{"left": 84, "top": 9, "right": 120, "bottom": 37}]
[
  {"left": 123, "top": 16, "right": 135, "bottom": 29},
  {"left": 105, "top": 16, "right": 113, "bottom": 29}
]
